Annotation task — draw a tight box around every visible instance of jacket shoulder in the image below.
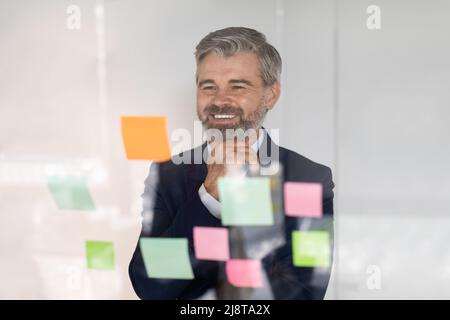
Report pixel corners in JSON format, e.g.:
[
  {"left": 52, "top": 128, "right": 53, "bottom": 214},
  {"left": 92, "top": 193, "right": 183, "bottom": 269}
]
[{"left": 280, "top": 146, "right": 333, "bottom": 182}]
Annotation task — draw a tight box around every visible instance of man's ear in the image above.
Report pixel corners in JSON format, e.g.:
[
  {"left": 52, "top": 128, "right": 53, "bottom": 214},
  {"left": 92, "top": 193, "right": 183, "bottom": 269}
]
[{"left": 264, "top": 81, "right": 281, "bottom": 110}]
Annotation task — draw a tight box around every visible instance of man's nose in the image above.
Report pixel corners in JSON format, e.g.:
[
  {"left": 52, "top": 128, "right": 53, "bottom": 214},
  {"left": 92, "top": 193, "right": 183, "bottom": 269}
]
[{"left": 211, "top": 88, "right": 232, "bottom": 106}]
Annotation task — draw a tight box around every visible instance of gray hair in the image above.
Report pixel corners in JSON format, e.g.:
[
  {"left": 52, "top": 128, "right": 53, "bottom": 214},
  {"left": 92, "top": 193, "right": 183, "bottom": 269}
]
[{"left": 195, "top": 27, "right": 282, "bottom": 87}]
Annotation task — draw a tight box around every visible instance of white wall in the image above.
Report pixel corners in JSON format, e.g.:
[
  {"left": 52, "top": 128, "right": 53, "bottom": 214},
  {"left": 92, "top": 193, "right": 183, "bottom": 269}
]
[{"left": 333, "top": 0, "right": 450, "bottom": 299}]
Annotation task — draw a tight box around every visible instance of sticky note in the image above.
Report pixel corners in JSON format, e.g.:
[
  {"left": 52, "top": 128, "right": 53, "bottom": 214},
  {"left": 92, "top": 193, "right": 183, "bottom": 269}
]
[
  {"left": 218, "top": 177, "right": 273, "bottom": 226},
  {"left": 85, "top": 240, "right": 115, "bottom": 270},
  {"left": 47, "top": 175, "right": 95, "bottom": 210},
  {"left": 139, "top": 238, "right": 194, "bottom": 279},
  {"left": 194, "top": 227, "right": 229, "bottom": 261},
  {"left": 226, "top": 259, "right": 263, "bottom": 288},
  {"left": 292, "top": 231, "right": 330, "bottom": 268},
  {"left": 284, "top": 182, "right": 323, "bottom": 218},
  {"left": 121, "top": 116, "right": 171, "bottom": 162}
]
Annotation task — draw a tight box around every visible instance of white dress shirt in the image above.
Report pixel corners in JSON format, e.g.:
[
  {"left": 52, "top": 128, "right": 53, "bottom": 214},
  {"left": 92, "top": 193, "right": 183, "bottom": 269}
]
[{"left": 198, "top": 131, "right": 265, "bottom": 219}]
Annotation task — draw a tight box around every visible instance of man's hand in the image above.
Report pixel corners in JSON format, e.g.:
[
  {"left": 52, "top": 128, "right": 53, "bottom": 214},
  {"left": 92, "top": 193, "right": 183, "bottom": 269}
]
[{"left": 203, "top": 139, "right": 258, "bottom": 200}]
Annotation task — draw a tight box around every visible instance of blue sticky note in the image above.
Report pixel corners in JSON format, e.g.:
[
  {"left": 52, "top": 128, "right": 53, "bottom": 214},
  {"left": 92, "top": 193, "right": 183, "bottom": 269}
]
[
  {"left": 47, "top": 175, "right": 95, "bottom": 210},
  {"left": 139, "top": 238, "right": 194, "bottom": 279},
  {"left": 218, "top": 177, "right": 274, "bottom": 226}
]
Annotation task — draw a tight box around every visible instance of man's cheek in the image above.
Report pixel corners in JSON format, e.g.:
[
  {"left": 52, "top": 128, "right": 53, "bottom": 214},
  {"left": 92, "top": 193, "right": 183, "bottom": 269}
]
[
  {"left": 197, "top": 100, "right": 207, "bottom": 113},
  {"left": 197, "top": 102, "right": 209, "bottom": 115}
]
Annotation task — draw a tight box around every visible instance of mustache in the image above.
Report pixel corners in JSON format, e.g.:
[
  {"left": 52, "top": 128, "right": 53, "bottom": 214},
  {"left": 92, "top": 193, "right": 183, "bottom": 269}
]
[{"left": 203, "top": 104, "right": 244, "bottom": 117}]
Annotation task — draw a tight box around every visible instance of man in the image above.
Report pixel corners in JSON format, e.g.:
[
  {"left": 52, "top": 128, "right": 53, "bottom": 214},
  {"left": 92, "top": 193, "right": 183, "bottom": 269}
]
[{"left": 129, "top": 27, "right": 335, "bottom": 300}]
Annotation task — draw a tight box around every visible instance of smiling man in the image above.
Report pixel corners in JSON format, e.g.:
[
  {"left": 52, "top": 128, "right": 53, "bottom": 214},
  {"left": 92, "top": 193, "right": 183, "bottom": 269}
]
[{"left": 129, "top": 27, "right": 335, "bottom": 300}]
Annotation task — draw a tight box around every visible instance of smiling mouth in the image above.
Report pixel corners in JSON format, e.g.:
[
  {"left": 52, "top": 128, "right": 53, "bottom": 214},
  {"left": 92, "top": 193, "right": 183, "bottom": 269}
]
[
  {"left": 207, "top": 114, "right": 239, "bottom": 124},
  {"left": 212, "top": 114, "right": 237, "bottom": 119}
]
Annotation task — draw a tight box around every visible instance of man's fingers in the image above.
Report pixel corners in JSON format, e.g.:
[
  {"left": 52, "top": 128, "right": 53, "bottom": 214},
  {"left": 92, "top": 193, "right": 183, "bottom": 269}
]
[
  {"left": 209, "top": 139, "right": 258, "bottom": 165},
  {"left": 224, "top": 149, "right": 259, "bottom": 165}
]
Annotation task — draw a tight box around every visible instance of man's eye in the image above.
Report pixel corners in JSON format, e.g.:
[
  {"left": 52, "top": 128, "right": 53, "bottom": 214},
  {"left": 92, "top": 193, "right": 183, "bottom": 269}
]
[
  {"left": 202, "top": 86, "right": 215, "bottom": 90},
  {"left": 232, "top": 86, "right": 245, "bottom": 90}
]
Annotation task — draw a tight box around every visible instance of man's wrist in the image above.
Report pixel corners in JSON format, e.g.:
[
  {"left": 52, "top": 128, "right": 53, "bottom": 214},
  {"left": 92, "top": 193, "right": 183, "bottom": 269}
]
[{"left": 204, "top": 182, "right": 218, "bottom": 200}]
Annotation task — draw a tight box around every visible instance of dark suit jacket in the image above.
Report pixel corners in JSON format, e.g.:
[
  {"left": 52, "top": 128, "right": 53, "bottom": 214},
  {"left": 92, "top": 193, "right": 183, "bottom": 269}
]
[{"left": 129, "top": 131, "right": 335, "bottom": 300}]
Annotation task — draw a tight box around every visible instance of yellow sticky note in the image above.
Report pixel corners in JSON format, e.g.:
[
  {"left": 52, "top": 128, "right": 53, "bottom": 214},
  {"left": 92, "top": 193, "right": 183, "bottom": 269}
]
[{"left": 121, "top": 116, "right": 171, "bottom": 162}]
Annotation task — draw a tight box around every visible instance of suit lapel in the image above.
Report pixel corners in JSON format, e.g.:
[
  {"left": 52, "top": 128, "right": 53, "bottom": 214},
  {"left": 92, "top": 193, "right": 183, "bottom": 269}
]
[{"left": 184, "top": 143, "right": 208, "bottom": 202}]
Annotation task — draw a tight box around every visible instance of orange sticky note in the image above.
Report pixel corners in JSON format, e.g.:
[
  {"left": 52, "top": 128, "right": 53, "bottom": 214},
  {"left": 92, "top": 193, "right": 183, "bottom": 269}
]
[
  {"left": 284, "top": 182, "right": 323, "bottom": 218},
  {"left": 226, "top": 259, "right": 263, "bottom": 288},
  {"left": 121, "top": 116, "right": 171, "bottom": 161},
  {"left": 194, "top": 227, "right": 230, "bottom": 261}
]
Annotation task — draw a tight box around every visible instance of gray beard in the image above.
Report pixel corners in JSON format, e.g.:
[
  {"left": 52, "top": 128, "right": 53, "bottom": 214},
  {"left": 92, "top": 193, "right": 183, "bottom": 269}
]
[{"left": 200, "top": 105, "right": 268, "bottom": 138}]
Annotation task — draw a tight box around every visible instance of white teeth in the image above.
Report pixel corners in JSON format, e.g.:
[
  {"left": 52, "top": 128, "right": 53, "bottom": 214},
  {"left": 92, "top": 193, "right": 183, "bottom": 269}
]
[{"left": 214, "top": 114, "right": 235, "bottom": 119}]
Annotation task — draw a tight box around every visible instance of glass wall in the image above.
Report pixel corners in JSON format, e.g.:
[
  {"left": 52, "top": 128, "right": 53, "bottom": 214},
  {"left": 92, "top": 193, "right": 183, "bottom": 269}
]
[{"left": 0, "top": 0, "right": 449, "bottom": 299}]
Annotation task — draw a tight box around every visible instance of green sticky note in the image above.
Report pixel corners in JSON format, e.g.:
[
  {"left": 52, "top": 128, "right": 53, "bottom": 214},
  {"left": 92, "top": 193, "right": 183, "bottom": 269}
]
[
  {"left": 292, "top": 231, "right": 331, "bottom": 268},
  {"left": 218, "top": 177, "right": 274, "bottom": 226},
  {"left": 47, "top": 175, "right": 95, "bottom": 210},
  {"left": 140, "top": 238, "right": 194, "bottom": 279},
  {"left": 85, "top": 240, "right": 115, "bottom": 270}
]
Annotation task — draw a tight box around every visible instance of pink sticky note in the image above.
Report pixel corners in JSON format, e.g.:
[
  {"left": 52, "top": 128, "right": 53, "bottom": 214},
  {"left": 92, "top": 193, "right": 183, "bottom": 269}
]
[
  {"left": 284, "top": 182, "right": 323, "bottom": 218},
  {"left": 193, "top": 227, "right": 230, "bottom": 261},
  {"left": 226, "top": 259, "right": 263, "bottom": 288}
]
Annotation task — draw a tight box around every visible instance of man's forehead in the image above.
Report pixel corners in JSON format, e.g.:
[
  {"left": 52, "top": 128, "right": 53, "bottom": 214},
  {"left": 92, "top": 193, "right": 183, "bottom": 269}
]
[{"left": 197, "top": 52, "right": 262, "bottom": 83}]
